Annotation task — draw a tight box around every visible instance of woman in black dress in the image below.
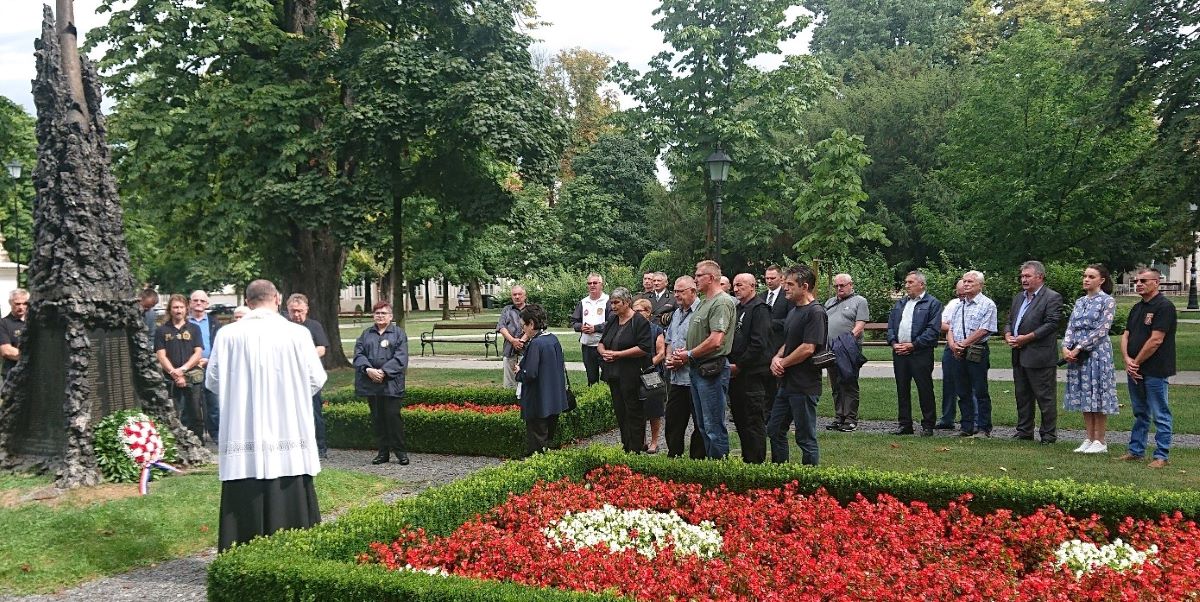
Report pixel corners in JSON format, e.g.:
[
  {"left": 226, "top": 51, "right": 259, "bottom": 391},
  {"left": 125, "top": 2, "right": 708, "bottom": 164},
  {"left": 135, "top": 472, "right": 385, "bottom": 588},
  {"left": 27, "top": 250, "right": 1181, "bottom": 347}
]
[
  {"left": 633, "top": 298, "right": 667, "bottom": 453},
  {"left": 598, "top": 287, "right": 652, "bottom": 453}
]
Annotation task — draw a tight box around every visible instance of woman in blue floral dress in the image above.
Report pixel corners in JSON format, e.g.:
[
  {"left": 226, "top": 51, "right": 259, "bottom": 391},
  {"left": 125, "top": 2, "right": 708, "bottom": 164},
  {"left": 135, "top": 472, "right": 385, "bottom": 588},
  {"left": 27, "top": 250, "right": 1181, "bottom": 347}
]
[{"left": 1062, "top": 264, "right": 1118, "bottom": 454}]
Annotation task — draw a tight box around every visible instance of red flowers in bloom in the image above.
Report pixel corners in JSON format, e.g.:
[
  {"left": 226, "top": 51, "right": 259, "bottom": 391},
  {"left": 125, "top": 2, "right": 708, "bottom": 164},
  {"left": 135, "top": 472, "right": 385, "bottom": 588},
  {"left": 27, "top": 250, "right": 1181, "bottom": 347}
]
[
  {"left": 360, "top": 465, "right": 1200, "bottom": 601},
  {"left": 405, "top": 402, "right": 520, "bottom": 415}
]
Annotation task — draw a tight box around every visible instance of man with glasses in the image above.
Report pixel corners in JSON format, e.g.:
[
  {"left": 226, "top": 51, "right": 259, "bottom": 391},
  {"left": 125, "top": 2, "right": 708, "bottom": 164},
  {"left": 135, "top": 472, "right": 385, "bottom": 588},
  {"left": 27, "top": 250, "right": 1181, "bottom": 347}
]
[
  {"left": 0, "top": 289, "right": 29, "bottom": 376},
  {"left": 188, "top": 290, "right": 222, "bottom": 444},
  {"left": 662, "top": 276, "right": 705, "bottom": 458},
  {"left": 670, "top": 260, "right": 737, "bottom": 459},
  {"left": 570, "top": 273, "right": 611, "bottom": 385},
  {"left": 1119, "top": 268, "right": 1177, "bottom": 468},
  {"left": 824, "top": 274, "right": 869, "bottom": 432},
  {"left": 1004, "top": 260, "right": 1063, "bottom": 444}
]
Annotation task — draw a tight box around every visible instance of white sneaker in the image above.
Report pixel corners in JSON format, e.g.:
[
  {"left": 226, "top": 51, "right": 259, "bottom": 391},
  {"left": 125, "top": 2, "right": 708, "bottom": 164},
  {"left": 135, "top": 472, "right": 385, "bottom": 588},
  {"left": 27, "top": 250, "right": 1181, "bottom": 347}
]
[
  {"left": 1073, "top": 439, "right": 1093, "bottom": 453},
  {"left": 1083, "top": 441, "right": 1108, "bottom": 454}
]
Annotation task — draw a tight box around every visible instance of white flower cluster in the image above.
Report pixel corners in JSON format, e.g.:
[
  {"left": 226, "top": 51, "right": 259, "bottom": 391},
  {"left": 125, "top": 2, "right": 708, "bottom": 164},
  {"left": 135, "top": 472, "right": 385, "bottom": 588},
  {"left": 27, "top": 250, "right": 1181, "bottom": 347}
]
[
  {"left": 1054, "top": 538, "right": 1158, "bottom": 578},
  {"left": 543, "top": 504, "right": 724, "bottom": 560},
  {"left": 401, "top": 564, "right": 449, "bottom": 577}
]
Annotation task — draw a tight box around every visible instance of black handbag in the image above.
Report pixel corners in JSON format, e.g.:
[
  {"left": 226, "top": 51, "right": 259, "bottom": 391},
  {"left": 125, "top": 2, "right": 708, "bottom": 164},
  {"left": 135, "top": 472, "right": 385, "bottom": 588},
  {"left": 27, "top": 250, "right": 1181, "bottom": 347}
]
[
  {"left": 695, "top": 355, "right": 725, "bottom": 377},
  {"left": 564, "top": 370, "right": 577, "bottom": 412}
]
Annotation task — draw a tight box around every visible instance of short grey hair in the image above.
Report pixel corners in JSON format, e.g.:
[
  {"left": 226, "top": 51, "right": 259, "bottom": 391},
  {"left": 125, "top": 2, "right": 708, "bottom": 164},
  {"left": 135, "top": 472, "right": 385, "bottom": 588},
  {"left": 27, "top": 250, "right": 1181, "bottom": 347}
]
[
  {"left": 610, "top": 287, "right": 634, "bottom": 304},
  {"left": 907, "top": 270, "right": 927, "bottom": 285},
  {"left": 1020, "top": 261, "right": 1045, "bottom": 277},
  {"left": 674, "top": 275, "right": 696, "bottom": 291},
  {"left": 964, "top": 270, "right": 985, "bottom": 284},
  {"left": 245, "top": 279, "right": 279, "bottom": 305},
  {"left": 587, "top": 272, "right": 603, "bottom": 283},
  {"left": 9, "top": 288, "right": 28, "bottom": 302},
  {"left": 834, "top": 273, "right": 853, "bottom": 284}
]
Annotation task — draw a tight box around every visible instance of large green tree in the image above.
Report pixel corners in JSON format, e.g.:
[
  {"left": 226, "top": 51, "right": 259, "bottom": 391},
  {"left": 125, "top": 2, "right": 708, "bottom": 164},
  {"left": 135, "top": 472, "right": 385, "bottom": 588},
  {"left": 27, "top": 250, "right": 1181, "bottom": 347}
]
[
  {"left": 804, "top": 0, "right": 969, "bottom": 64},
  {"left": 614, "top": 0, "right": 832, "bottom": 270},
  {"left": 791, "top": 129, "right": 887, "bottom": 261},
  {"left": 0, "top": 98, "right": 36, "bottom": 282},
  {"left": 917, "top": 23, "right": 1159, "bottom": 272}
]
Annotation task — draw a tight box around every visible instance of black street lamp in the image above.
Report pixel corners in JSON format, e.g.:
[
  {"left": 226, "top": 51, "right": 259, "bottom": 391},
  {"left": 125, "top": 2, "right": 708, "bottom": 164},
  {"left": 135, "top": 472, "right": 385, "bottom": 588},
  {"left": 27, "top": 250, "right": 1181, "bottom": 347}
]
[
  {"left": 704, "top": 148, "right": 732, "bottom": 266},
  {"left": 1189, "top": 203, "right": 1198, "bottom": 310},
  {"left": 4, "top": 160, "right": 21, "bottom": 287}
]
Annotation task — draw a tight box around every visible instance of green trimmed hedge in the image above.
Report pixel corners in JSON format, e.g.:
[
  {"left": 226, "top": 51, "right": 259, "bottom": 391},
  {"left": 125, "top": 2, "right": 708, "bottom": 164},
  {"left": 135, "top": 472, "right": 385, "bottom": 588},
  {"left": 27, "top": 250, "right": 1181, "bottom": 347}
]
[
  {"left": 324, "top": 385, "right": 615, "bottom": 458},
  {"left": 209, "top": 447, "right": 1200, "bottom": 601}
]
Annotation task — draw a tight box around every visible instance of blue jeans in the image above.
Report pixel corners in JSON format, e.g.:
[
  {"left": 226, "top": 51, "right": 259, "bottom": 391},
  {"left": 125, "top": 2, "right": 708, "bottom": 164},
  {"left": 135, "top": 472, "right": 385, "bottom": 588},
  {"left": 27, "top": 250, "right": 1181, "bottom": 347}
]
[
  {"left": 1127, "top": 376, "right": 1172, "bottom": 460},
  {"left": 767, "top": 388, "right": 820, "bottom": 465},
  {"left": 939, "top": 347, "right": 959, "bottom": 425},
  {"left": 688, "top": 363, "right": 730, "bottom": 459}
]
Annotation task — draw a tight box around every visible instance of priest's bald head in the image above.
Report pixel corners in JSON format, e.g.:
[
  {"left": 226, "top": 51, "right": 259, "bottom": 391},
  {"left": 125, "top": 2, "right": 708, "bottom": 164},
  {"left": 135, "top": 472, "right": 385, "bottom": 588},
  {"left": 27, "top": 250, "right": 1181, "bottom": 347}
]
[{"left": 245, "top": 279, "right": 281, "bottom": 309}]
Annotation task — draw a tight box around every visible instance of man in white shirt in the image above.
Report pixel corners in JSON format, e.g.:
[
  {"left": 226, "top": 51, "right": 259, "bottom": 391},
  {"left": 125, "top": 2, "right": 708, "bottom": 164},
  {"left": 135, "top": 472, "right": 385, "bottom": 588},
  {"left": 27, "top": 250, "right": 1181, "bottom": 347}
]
[
  {"left": 206, "top": 279, "right": 327, "bottom": 552},
  {"left": 570, "top": 273, "right": 611, "bottom": 385}
]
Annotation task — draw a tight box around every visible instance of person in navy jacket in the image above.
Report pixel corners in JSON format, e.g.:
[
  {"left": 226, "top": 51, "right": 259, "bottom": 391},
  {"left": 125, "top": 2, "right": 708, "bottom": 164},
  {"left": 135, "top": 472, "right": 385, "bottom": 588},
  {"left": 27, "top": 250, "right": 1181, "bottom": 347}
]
[
  {"left": 514, "top": 304, "right": 571, "bottom": 456},
  {"left": 886, "top": 271, "right": 944, "bottom": 436},
  {"left": 354, "top": 301, "right": 409, "bottom": 465}
]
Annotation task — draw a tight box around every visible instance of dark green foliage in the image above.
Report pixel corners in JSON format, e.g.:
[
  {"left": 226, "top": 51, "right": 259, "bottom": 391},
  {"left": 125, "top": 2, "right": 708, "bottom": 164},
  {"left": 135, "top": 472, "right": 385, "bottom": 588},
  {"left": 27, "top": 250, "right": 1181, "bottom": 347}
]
[
  {"left": 804, "top": 0, "right": 970, "bottom": 64},
  {"left": 324, "top": 385, "right": 616, "bottom": 458},
  {"left": 92, "top": 410, "right": 178, "bottom": 484},
  {"left": 0, "top": 98, "right": 36, "bottom": 277},
  {"left": 822, "top": 252, "right": 896, "bottom": 323},
  {"left": 208, "top": 447, "right": 1200, "bottom": 600}
]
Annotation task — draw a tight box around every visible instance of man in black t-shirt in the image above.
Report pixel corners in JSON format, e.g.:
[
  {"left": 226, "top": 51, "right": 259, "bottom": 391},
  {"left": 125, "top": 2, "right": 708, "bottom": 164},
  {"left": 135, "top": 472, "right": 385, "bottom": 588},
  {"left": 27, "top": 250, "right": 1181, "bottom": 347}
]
[
  {"left": 288, "top": 293, "right": 331, "bottom": 459},
  {"left": 766, "top": 265, "right": 827, "bottom": 466},
  {"left": 0, "top": 289, "right": 29, "bottom": 376},
  {"left": 155, "top": 294, "right": 204, "bottom": 438},
  {"left": 1119, "top": 268, "right": 1178, "bottom": 468}
]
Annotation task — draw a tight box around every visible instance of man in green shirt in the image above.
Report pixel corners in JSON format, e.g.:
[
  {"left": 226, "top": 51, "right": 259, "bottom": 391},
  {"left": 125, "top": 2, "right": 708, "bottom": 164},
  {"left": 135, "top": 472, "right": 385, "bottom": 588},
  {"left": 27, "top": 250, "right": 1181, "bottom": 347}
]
[{"left": 670, "top": 259, "right": 737, "bottom": 458}]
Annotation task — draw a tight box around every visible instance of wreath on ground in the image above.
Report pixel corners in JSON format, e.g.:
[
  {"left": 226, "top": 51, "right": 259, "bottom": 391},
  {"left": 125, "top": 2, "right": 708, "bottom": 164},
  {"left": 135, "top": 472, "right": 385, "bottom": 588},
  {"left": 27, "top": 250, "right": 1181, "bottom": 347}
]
[{"left": 94, "top": 409, "right": 180, "bottom": 491}]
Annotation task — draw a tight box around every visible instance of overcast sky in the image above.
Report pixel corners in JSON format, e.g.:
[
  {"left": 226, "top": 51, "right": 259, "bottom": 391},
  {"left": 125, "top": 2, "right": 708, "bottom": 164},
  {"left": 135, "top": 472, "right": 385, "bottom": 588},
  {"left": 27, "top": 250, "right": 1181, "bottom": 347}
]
[{"left": 1, "top": 1, "right": 811, "bottom": 117}]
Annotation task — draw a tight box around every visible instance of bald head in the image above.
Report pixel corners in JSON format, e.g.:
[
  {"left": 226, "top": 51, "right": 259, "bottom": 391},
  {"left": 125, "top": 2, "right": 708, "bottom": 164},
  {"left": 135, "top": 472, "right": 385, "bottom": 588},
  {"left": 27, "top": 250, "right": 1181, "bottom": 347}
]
[{"left": 732, "top": 273, "right": 757, "bottom": 304}]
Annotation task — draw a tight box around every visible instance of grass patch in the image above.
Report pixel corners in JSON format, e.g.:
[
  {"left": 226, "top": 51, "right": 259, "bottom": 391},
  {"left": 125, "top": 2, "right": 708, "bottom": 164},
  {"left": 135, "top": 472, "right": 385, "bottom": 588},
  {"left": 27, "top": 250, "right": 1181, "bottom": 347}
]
[
  {"left": 0, "top": 473, "right": 52, "bottom": 492},
  {"left": 325, "top": 367, "right": 589, "bottom": 390},
  {"left": 851, "top": 378, "right": 1200, "bottom": 434},
  {"left": 754, "top": 431, "right": 1200, "bottom": 492},
  {"left": 0, "top": 467, "right": 398, "bottom": 596}
]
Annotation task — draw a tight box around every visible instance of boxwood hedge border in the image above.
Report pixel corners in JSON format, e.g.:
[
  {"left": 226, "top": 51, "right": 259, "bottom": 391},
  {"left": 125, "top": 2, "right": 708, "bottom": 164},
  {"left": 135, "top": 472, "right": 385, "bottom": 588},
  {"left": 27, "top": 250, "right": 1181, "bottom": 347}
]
[
  {"left": 324, "top": 385, "right": 615, "bottom": 458},
  {"left": 208, "top": 446, "right": 1200, "bottom": 601}
]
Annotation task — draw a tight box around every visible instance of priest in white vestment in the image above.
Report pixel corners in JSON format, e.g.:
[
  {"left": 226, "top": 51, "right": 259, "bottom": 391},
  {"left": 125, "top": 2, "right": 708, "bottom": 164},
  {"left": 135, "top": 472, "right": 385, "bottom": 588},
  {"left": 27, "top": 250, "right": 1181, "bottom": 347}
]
[{"left": 205, "top": 279, "right": 327, "bottom": 552}]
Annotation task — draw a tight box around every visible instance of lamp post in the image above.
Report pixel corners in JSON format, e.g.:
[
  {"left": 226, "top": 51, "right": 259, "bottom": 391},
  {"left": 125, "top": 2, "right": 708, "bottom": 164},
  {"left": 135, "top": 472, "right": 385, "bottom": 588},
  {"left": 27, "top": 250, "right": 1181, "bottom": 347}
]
[
  {"left": 1189, "top": 203, "right": 1198, "bottom": 310},
  {"left": 704, "top": 148, "right": 732, "bottom": 266},
  {"left": 5, "top": 160, "right": 21, "bottom": 288}
]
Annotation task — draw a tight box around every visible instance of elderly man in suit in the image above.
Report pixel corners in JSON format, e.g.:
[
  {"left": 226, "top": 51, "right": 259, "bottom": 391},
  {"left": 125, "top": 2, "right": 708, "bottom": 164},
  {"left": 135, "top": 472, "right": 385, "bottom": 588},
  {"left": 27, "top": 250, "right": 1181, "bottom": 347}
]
[
  {"left": 1004, "top": 260, "right": 1064, "bottom": 444},
  {"left": 886, "top": 271, "right": 943, "bottom": 436}
]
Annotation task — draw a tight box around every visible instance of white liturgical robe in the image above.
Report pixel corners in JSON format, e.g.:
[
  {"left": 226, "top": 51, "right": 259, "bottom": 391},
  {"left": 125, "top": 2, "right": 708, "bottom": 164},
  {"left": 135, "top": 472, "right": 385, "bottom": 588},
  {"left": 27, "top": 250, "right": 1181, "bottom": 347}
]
[{"left": 206, "top": 308, "right": 327, "bottom": 481}]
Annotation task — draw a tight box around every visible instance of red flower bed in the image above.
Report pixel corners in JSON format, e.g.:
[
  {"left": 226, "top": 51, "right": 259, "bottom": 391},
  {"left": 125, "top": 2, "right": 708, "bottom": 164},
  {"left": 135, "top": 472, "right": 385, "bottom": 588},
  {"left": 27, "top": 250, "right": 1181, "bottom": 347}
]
[
  {"left": 361, "top": 465, "right": 1200, "bottom": 601},
  {"left": 405, "top": 402, "right": 520, "bottom": 415}
]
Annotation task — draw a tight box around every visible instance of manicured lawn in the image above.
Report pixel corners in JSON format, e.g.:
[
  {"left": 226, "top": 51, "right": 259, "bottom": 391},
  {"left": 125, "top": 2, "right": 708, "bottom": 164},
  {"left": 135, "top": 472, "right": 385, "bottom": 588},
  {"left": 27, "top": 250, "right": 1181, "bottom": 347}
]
[
  {"left": 846, "top": 378, "right": 1200, "bottom": 433},
  {"left": 751, "top": 430, "right": 1200, "bottom": 493},
  {"left": 0, "top": 468, "right": 398, "bottom": 595}
]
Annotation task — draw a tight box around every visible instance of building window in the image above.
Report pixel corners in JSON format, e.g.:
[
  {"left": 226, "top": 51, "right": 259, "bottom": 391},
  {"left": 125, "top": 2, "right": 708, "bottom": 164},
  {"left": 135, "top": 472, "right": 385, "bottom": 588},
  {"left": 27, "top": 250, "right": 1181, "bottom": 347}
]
[{"left": 352, "top": 283, "right": 364, "bottom": 298}]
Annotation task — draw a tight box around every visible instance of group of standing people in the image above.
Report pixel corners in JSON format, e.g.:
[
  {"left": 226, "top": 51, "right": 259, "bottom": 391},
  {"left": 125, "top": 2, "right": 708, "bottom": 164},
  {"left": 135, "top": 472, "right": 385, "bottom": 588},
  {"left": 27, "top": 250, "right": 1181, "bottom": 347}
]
[{"left": 888, "top": 261, "right": 1177, "bottom": 468}]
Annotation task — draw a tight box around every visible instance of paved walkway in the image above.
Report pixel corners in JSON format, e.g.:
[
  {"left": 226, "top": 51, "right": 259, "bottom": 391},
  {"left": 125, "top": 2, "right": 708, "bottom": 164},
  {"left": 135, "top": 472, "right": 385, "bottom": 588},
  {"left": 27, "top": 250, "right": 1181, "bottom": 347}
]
[{"left": 408, "top": 355, "right": 1200, "bottom": 386}]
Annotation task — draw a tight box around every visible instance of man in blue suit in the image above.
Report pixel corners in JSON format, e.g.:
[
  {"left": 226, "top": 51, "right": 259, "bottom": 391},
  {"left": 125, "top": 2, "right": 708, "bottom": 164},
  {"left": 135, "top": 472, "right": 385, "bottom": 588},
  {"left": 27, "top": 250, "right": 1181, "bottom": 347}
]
[{"left": 886, "top": 271, "right": 943, "bottom": 436}]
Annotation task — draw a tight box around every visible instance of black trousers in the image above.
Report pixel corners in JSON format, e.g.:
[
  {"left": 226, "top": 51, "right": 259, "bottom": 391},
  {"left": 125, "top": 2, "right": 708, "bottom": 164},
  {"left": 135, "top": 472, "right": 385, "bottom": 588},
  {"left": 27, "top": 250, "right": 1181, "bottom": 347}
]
[
  {"left": 1014, "top": 363, "right": 1057, "bottom": 441},
  {"left": 367, "top": 395, "right": 407, "bottom": 453},
  {"left": 311, "top": 391, "right": 326, "bottom": 455},
  {"left": 172, "top": 383, "right": 204, "bottom": 440},
  {"left": 607, "top": 375, "right": 645, "bottom": 453},
  {"left": 582, "top": 345, "right": 602, "bottom": 385},
  {"left": 665, "top": 383, "right": 705, "bottom": 458},
  {"left": 763, "top": 376, "right": 779, "bottom": 422},
  {"left": 729, "top": 373, "right": 768, "bottom": 464},
  {"left": 525, "top": 414, "right": 560, "bottom": 456},
  {"left": 893, "top": 348, "right": 936, "bottom": 430},
  {"left": 828, "top": 365, "right": 861, "bottom": 424}
]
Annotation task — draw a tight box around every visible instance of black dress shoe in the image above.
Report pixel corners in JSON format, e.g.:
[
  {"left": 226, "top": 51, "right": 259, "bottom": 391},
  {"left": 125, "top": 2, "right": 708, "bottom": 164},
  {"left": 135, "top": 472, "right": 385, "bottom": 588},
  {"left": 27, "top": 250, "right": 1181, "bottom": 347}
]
[
  {"left": 1012, "top": 434, "right": 1034, "bottom": 441},
  {"left": 920, "top": 428, "right": 934, "bottom": 437},
  {"left": 825, "top": 421, "right": 844, "bottom": 431},
  {"left": 371, "top": 453, "right": 389, "bottom": 465},
  {"left": 1039, "top": 439, "right": 1056, "bottom": 446},
  {"left": 837, "top": 422, "right": 858, "bottom": 432},
  {"left": 396, "top": 453, "right": 411, "bottom": 465},
  {"left": 933, "top": 422, "right": 955, "bottom": 430},
  {"left": 889, "top": 427, "right": 915, "bottom": 435},
  {"left": 958, "top": 430, "right": 976, "bottom": 437}
]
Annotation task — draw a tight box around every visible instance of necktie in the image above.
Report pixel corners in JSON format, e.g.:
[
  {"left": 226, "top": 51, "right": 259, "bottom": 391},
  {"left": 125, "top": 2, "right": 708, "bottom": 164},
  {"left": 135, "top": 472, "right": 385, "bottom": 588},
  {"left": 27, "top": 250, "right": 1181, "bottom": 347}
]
[{"left": 767, "top": 291, "right": 775, "bottom": 306}]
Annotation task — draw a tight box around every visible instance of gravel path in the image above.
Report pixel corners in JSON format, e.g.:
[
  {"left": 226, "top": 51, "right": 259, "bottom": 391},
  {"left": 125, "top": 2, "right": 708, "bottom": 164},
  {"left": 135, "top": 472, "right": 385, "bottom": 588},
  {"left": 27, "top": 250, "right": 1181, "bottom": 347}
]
[{"left": 3, "top": 415, "right": 1194, "bottom": 601}]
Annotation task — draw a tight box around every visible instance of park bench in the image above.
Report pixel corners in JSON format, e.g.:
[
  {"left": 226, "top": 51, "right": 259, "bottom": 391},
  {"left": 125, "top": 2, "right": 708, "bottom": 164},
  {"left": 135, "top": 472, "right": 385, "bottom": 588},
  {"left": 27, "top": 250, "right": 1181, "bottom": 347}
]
[
  {"left": 453, "top": 299, "right": 477, "bottom": 317},
  {"left": 420, "top": 321, "right": 499, "bottom": 357},
  {"left": 861, "top": 322, "right": 950, "bottom": 347}
]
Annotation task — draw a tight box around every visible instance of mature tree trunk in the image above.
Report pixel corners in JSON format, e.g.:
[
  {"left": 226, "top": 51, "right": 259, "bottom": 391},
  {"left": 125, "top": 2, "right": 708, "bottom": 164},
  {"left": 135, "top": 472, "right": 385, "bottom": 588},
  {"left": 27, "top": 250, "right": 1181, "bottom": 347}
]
[
  {"left": 407, "top": 281, "right": 420, "bottom": 311},
  {"left": 441, "top": 278, "right": 451, "bottom": 321},
  {"left": 391, "top": 188, "right": 406, "bottom": 327},
  {"left": 469, "top": 278, "right": 483, "bottom": 312},
  {"left": 288, "top": 226, "right": 349, "bottom": 369},
  {"left": 362, "top": 276, "right": 372, "bottom": 313}
]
